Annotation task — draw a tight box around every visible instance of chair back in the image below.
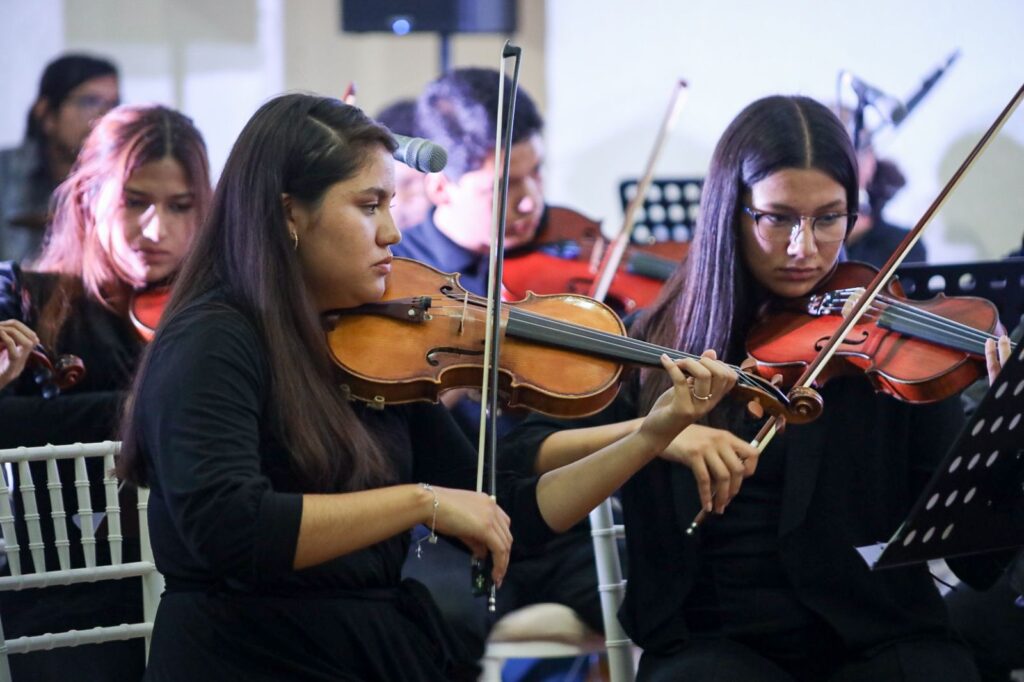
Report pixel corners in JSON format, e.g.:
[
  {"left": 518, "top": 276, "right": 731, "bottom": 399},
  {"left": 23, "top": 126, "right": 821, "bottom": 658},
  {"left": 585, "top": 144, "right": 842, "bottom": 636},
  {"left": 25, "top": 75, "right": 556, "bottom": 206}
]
[{"left": 0, "top": 441, "right": 162, "bottom": 682}]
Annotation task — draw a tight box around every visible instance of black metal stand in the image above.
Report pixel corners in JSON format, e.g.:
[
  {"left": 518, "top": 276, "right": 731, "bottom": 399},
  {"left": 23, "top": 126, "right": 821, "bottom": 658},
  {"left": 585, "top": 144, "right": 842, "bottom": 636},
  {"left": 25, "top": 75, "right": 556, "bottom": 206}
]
[
  {"left": 896, "top": 257, "right": 1024, "bottom": 332},
  {"left": 618, "top": 177, "right": 703, "bottom": 246},
  {"left": 857, "top": 339, "right": 1024, "bottom": 570}
]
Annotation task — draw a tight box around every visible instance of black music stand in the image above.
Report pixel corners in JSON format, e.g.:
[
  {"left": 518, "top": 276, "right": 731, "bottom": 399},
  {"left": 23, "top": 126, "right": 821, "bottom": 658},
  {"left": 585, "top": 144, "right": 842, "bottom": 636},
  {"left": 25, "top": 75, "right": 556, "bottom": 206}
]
[
  {"left": 618, "top": 177, "right": 703, "bottom": 246},
  {"left": 896, "top": 257, "right": 1024, "bottom": 332},
  {"left": 856, "top": 339, "right": 1024, "bottom": 570}
]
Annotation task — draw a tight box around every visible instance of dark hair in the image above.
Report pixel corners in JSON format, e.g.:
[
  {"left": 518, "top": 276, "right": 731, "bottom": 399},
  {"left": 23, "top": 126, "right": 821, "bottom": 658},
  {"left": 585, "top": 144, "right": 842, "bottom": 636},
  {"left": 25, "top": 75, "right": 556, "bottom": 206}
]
[
  {"left": 416, "top": 67, "right": 543, "bottom": 179},
  {"left": 375, "top": 99, "right": 419, "bottom": 137},
  {"left": 119, "top": 94, "right": 397, "bottom": 493},
  {"left": 27, "top": 53, "right": 119, "bottom": 141},
  {"left": 633, "top": 95, "right": 858, "bottom": 413},
  {"left": 32, "top": 104, "right": 210, "bottom": 347}
]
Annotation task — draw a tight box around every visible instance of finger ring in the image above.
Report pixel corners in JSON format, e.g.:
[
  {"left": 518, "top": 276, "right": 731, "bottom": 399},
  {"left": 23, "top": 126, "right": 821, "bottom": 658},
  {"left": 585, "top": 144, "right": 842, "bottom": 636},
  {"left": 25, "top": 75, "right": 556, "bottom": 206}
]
[{"left": 691, "top": 388, "right": 712, "bottom": 401}]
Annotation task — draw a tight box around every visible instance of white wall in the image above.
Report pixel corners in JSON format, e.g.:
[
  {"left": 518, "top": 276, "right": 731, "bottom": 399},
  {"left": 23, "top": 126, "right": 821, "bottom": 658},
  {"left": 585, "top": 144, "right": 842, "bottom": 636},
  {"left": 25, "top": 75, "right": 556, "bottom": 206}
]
[
  {"left": 544, "top": 0, "right": 1024, "bottom": 262},
  {"left": 0, "top": 0, "right": 64, "bottom": 146},
  {"left": 3, "top": 0, "right": 1021, "bottom": 262}
]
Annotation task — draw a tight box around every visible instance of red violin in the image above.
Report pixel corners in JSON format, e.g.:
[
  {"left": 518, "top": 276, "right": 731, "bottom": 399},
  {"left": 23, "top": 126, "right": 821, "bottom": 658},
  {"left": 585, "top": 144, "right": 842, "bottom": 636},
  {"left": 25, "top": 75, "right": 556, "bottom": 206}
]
[
  {"left": 746, "top": 261, "right": 1009, "bottom": 404},
  {"left": 502, "top": 205, "right": 688, "bottom": 315},
  {"left": 129, "top": 286, "right": 171, "bottom": 342}
]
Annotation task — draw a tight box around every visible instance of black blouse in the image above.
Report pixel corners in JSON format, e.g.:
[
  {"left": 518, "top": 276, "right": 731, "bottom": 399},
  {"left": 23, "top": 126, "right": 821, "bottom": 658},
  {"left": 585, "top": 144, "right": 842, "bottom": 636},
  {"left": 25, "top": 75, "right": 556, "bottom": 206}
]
[
  {"left": 135, "top": 294, "right": 554, "bottom": 680},
  {"left": 502, "top": 368, "right": 1005, "bottom": 656},
  {"left": 0, "top": 261, "right": 141, "bottom": 448}
]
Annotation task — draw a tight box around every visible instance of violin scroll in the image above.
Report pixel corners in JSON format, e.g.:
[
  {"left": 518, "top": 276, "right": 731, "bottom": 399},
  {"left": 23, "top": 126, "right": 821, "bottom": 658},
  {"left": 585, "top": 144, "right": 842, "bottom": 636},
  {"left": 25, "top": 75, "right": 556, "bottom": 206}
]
[{"left": 28, "top": 346, "right": 86, "bottom": 399}]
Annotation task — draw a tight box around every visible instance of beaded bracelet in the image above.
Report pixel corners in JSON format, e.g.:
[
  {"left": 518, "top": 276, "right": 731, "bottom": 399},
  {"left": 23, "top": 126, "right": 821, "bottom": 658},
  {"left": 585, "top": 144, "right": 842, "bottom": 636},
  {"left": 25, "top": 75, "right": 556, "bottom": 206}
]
[{"left": 415, "top": 483, "right": 439, "bottom": 559}]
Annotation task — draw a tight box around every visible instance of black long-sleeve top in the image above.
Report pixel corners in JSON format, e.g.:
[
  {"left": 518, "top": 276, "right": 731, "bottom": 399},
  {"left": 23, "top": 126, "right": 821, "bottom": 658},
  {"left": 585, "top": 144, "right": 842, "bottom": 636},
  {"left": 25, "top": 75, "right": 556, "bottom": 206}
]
[
  {"left": 135, "top": 294, "right": 555, "bottom": 680},
  {"left": 0, "top": 261, "right": 141, "bottom": 448},
  {"left": 502, "top": 370, "right": 1006, "bottom": 656}
]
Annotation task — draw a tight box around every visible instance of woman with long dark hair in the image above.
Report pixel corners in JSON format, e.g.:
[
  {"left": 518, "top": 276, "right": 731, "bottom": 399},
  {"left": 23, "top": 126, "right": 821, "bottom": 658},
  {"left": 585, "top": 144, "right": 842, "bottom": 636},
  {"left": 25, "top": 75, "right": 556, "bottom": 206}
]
[
  {"left": 0, "top": 103, "right": 210, "bottom": 680},
  {"left": 503, "top": 95, "right": 1009, "bottom": 681},
  {"left": 116, "top": 93, "right": 735, "bottom": 681}
]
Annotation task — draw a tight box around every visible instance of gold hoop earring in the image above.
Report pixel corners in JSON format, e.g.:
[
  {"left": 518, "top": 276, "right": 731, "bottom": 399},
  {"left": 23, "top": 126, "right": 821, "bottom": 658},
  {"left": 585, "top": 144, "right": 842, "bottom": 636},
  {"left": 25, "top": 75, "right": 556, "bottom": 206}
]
[{"left": 290, "top": 231, "right": 299, "bottom": 251}]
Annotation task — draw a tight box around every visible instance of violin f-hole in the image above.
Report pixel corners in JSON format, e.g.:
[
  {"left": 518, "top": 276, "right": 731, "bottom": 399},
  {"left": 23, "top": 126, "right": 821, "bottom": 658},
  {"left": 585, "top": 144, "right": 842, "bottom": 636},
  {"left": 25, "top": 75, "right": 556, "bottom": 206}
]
[{"left": 815, "top": 330, "right": 869, "bottom": 351}]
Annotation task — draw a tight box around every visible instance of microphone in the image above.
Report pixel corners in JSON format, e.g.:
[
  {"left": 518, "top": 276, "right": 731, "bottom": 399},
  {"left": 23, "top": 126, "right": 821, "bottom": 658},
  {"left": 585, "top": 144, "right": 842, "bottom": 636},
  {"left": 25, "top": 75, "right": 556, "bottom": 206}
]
[
  {"left": 901, "top": 50, "right": 961, "bottom": 126},
  {"left": 841, "top": 70, "right": 909, "bottom": 125},
  {"left": 391, "top": 134, "right": 448, "bottom": 173}
]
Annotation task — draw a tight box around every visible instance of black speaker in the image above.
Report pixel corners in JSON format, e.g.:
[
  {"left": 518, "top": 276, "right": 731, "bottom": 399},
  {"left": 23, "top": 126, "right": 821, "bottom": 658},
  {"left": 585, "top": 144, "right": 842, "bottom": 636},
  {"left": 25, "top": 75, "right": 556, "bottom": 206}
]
[{"left": 341, "top": 0, "right": 517, "bottom": 35}]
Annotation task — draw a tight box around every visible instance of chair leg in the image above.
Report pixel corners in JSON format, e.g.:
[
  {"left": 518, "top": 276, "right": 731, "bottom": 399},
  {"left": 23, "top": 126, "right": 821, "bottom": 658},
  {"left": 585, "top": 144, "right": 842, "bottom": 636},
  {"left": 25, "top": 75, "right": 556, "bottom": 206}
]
[
  {"left": 0, "top": 615, "right": 12, "bottom": 682},
  {"left": 479, "top": 655, "right": 503, "bottom": 682}
]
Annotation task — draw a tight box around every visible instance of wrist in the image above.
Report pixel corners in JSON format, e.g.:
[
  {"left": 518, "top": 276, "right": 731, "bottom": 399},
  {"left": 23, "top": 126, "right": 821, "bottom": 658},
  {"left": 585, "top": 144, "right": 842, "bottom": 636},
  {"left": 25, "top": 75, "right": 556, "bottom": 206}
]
[
  {"left": 412, "top": 483, "right": 436, "bottom": 526},
  {"left": 627, "top": 428, "right": 669, "bottom": 462}
]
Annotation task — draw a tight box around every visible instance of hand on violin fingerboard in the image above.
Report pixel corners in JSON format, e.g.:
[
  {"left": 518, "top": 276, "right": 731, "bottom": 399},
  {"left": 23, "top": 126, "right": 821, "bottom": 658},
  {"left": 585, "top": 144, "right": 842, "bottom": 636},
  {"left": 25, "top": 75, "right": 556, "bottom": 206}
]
[
  {"left": 985, "top": 335, "right": 1013, "bottom": 383},
  {"left": 638, "top": 351, "right": 738, "bottom": 453}
]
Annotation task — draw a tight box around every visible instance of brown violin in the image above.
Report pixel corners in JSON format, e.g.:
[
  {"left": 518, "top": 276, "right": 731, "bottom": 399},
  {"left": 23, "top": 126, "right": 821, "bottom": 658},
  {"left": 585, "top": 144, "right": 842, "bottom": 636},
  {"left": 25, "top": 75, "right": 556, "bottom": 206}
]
[
  {"left": 28, "top": 345, "right": 85, "bottom": 399},
  {"left": 746, "top": 261, "right": 1011, "bottom": 403},
  {"left": 502, "top": 205, "right": 687, "bottom": 315},
  {"left": 323, "top": 258, "right": 822, "bottom": 423},
  {"left": 129, "top": 286, "right": 171, "bottom": 342}
]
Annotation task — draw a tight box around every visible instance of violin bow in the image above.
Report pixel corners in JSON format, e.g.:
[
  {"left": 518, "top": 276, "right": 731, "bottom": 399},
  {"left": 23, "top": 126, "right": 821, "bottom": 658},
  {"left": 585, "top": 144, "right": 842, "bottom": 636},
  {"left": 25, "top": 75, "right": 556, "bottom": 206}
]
[
  {"left": 341, "top": 81, "right": 357, "bottom": 106},
  {"left": 588, "top": 80, "right": 689, "bottom": 302},
  {"left": 474, "top": 40, "right": 524, "bottom": 612},
  {"left": 689, "top": 81, "right": 1024, "bottom": 533}
]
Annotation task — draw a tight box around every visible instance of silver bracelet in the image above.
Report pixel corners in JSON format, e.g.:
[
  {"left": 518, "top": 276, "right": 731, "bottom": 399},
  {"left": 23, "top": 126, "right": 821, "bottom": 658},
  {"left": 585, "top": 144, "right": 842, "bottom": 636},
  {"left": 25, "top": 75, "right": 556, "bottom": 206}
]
[{"left": 415, "top": 483, "right": 439, "bottom": 559}]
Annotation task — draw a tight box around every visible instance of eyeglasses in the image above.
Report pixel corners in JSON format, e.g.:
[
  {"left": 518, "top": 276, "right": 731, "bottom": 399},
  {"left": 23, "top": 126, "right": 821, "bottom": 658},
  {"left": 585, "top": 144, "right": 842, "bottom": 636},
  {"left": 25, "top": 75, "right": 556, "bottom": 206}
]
[
  {"left": 742, "top": 206, "right": 856, "bottom": 244},
  {"left": 66, "top": 94, "right": 120, "bottom": 116}
]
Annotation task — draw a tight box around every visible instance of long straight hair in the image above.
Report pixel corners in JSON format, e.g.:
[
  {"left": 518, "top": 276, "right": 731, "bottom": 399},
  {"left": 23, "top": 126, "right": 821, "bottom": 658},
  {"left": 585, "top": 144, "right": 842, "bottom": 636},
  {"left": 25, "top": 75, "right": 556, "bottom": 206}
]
[
  {"left": 634, "top": 96, "right": 858, "bottom": 414},
  {"left": 119, "top": 95, "right": 397, "bottom": 493},
  {"left": 30, "top": 104, "right": 210, "bottom": 347}
]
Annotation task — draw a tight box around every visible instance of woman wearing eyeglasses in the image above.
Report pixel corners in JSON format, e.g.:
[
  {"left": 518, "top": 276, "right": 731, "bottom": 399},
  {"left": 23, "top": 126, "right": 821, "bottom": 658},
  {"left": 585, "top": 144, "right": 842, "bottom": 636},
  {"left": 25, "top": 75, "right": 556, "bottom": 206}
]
[
  {"left": 0, "top": 53, "right": 120, "bottom": 263},
  {"left": 502, "top": 95, "right": 1009, "bottom": 681}
]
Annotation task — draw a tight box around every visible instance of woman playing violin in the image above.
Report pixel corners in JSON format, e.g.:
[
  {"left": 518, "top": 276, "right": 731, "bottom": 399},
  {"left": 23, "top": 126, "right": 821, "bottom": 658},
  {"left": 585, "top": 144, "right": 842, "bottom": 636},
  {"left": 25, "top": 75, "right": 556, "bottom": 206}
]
[
  {"left": 0, "top": 103, "right": 210, "bottom": 680},
  {"left": 116, "top": 93, "right": 737, "bottom": 681},
  {"left": 503, "top": 95, "right": 1011, "bottom": 682}
]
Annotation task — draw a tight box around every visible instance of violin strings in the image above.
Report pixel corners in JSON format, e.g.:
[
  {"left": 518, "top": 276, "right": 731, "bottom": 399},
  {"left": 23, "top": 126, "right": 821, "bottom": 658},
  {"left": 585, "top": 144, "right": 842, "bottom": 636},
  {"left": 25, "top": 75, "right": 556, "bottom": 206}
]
[
  {"left": 415, "top": 296, "right": 770, "bottom": 392},
  {"left": 507, "top": 309, "right": 773, "bottom": 393},
  {"left": 816, "top": 291, "right": 990, "bottom": 349},
  {"left": 822, "top": 289, "right": 1009, "bottom": 354}
]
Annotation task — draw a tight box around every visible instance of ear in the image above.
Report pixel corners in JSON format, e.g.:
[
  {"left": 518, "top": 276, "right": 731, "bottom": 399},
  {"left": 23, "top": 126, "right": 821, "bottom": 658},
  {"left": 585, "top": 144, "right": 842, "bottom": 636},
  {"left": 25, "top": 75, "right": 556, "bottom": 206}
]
[
  {"left": 281, "top": 193, "right": 310, "bottom": 238},
  {"left": 32, "top": 98, "right": 54, "bottom": 134},
  {"left": 423, "top": 172, "right": 453, "bottom": 207}
]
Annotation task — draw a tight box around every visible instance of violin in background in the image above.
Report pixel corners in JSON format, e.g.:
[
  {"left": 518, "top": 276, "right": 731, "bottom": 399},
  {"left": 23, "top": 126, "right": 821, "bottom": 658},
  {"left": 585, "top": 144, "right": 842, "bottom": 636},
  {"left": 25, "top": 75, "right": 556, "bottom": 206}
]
[
  {"left": 129, "top": 286, "right": 171, "bottom": 342},
  {"left": 27, "top": 344, "right": 85, "bottom": 399},
  {"left": 502, "top": 205, "right": 687, "bottom": 314}
]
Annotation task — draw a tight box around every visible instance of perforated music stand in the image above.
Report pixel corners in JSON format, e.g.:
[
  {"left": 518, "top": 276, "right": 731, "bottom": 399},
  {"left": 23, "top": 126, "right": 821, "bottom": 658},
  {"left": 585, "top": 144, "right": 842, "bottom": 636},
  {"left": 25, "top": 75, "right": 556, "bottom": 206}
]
[
  {"left": 856, "top": 339, "right": 1024, "bottom": 570},
  {"left": 896, "top": 257, "right": 1024, "bottom": 332},
  {"left": 618, "top": 178, "right": 703, "bottom": 246}
]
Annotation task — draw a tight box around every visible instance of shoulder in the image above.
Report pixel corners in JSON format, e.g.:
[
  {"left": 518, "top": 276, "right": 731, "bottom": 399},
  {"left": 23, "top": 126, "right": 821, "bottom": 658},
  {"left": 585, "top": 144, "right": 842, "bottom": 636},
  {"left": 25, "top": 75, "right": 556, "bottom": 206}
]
[
  {"left": 0, "top": 141, "right": 40, "bottom": 178},
  {"left": 159, "top": 296, "right": 262, "bottom": 356},
  {"left": 139, "top": 297, "right": 270, "bottom": 416},
  {"left": 0, "top": 261, "right": 25, "bottom": 320}
]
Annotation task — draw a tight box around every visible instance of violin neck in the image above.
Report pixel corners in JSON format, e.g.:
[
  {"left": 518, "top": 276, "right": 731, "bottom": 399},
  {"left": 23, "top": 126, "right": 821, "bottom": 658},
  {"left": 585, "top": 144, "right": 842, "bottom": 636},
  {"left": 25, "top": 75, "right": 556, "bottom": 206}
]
[
  {"left": 505, "top": 306, "right": 693, "bottom": 368},
  {"left": 876, "top": 301, "right": 1007, "bottom": 357}
]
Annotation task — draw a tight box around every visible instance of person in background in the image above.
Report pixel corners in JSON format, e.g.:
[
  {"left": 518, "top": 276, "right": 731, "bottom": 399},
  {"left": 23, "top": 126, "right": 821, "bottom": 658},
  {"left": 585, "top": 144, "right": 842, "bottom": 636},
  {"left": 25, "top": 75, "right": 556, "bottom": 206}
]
[
  {"left": 842, "top": 128, "right": 927, "bottom": 268},
  {"left": 376, "top": 99, "right": 431, "bottom": 230},
  {"left": 394, "top": 68, "right": 607, "bottom": 677},
  {"left": 0, "top": 103, "right": 211, "bottom": 681},
  {"left": 0, "top": 53, "right": 120, "bottom": 263}
]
